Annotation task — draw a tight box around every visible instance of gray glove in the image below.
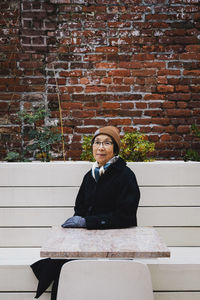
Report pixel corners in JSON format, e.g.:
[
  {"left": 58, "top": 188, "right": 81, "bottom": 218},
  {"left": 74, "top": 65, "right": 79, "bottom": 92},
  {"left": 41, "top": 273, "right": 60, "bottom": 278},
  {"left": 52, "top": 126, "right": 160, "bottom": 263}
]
[{"left": 61, "top": 216, "right": 86, "bottom": 228}]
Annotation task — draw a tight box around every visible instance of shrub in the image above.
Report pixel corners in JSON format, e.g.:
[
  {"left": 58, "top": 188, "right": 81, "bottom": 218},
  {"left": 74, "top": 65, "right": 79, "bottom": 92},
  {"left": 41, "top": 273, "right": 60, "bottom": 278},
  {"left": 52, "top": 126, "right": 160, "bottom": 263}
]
[
  {"left": 184, "top": 125, "right": 200, "bottom": 161},
  {"left": 80, "top": 135, "right": 95, "bottom": 162},
  {"left": 81, "top": 131, "right": 155, "bottom": 162},
  {"left": 5, "top": 106, "right": 62, "bottom": 162},
  {"left": 120, "top": 132, "right": 155, "bottom": 162}
]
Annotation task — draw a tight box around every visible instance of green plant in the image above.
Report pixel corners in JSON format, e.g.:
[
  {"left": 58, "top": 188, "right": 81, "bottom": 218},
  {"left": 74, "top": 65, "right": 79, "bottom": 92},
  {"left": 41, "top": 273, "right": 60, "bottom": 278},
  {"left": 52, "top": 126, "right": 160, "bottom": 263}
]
[
  {"left": 5, "top": 151, "right": 21, "bottom": 162},
  {"left": 80, "top": 136, "right": 95, "bottom": 162},
  {"left": 5, "top": 106, "right": 62, "bottom": 162},
  {"left": 80, "top": 131, "right": 155, "bottom": 162},
  {"left": 184, "top": 125, "right": 200, "bottom": 161},
  {"left": 120, "top": 131, "right": 155, "bottom": 162}
]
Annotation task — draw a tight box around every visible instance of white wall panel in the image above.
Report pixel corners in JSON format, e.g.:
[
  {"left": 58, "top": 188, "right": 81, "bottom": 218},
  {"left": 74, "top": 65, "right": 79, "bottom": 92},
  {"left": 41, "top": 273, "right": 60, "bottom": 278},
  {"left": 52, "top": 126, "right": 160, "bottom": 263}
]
[
  {"left": 1, "top": 207, "right": 200, "bottom": 227},
  {"left": 138, "top": 207, "right": 200, "bottom": 226},
  {"left": 1, "top": 161, "right": 200, "bottom": 186},
  {"left": 1, "top": 186, "right": 199, "bottom": 207},
  {"left": 0, "top": 187, "right": 78, "bottom": 207}
]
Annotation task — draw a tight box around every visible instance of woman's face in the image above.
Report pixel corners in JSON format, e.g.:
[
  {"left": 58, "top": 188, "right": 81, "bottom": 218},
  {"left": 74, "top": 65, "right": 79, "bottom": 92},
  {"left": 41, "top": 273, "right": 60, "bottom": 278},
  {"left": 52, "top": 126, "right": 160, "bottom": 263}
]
[{"left": 92, "top": 134, "right": 114, "bottom": 167}]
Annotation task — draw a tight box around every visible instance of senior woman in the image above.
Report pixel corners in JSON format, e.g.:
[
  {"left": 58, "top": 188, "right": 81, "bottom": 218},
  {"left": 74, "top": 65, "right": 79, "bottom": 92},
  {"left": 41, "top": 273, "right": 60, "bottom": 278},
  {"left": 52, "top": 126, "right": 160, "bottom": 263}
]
[
  {"left": 62, "top": 125, "right": 140, "bottom": 229},
  {"left": 31, "top": 126, "right": 140, "bottom": 300}
]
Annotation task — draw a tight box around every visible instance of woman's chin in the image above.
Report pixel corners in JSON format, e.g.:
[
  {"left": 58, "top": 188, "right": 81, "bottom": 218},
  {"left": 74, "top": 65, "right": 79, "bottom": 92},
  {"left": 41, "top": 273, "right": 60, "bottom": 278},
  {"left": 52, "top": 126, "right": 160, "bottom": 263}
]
[{"left": 97, "top": 159, "right": 106, "bottom": 166}]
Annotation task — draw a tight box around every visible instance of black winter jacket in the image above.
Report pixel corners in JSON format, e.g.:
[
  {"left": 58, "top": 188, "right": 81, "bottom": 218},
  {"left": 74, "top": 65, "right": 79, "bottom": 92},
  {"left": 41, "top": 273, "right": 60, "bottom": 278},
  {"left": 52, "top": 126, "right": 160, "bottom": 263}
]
[{"left": 74, "top": 157, "right": 140, "bottom": 229}]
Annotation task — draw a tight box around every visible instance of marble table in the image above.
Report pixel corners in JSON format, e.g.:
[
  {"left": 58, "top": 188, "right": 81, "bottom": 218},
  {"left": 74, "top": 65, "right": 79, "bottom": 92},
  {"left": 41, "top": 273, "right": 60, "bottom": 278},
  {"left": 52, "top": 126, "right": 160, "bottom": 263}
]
[{"left": 40, "top": 226, "right": 170, "bottom": 259}]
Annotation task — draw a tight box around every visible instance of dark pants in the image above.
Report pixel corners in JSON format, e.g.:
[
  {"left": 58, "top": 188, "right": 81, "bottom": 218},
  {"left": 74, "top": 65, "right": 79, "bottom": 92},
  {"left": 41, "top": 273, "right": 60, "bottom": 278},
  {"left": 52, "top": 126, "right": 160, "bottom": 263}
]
[{"left": 31, "top": 258, "right": 71, "bottom": 300}]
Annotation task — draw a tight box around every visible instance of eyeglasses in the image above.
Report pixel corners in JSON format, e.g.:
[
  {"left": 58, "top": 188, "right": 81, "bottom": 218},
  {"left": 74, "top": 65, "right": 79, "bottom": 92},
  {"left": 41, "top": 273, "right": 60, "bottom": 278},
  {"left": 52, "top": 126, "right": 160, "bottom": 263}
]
[{"left": 93, "top": 141, "right": 113, "bottom": 148}]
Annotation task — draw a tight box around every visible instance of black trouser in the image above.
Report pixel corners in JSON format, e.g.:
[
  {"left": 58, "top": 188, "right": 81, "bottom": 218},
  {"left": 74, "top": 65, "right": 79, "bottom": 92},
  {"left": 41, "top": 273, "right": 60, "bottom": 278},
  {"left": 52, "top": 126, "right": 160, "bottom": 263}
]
[{"left": 31, "top": 258, "right": 71, "bottom": 300}]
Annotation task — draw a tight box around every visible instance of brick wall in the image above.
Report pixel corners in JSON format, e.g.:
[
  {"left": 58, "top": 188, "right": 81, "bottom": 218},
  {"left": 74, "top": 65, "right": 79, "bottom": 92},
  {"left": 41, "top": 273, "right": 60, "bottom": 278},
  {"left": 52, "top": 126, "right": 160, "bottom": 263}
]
[{"left": 0, "top": 0, "right": 200, "bottom": 160}]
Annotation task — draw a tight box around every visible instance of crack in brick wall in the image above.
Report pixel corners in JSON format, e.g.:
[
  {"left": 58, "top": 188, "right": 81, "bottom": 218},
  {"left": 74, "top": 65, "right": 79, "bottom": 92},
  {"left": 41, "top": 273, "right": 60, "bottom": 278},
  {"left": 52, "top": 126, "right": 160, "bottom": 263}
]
[{"left": 0, "top": 0, "right": 200, "bottom": 160}]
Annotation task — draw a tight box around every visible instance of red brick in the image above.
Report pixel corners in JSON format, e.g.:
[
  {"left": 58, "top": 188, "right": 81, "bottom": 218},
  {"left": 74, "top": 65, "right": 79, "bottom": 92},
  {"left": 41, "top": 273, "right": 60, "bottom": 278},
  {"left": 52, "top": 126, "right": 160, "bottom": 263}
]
[
  {"left": 167, "top": 109, "right": 191, "bottom": 117},
  {"left": 108, "top": 22, "right": 131, "bottom": 28},
  {"left": 62, "top": 103, "right": 82, "bottom": 110},
  {"left": 108, "top": 70, "right": 131, "bottom": 77},
  {"left": 96, "top": 62, "right": 117, "bottom": 69},
  {"left": 133, "top": 119, "right": 151, "bottom": 125},
  {"left": 144, "top": 94, "right": 165, "bottom": 100},
  {"left": 120, "top": 103, "right": 134, "bottom": 109},
  {"left": 190, "top": 86, "right": 200, "bottom": 93},
  {"left": 162, "top": 102, "right": 176, "bottom": 109},
  {"left": 96, "top": 47, "right": 118, "bottom": 53},
  {"left": 102, "top": 103, "right": 120, "bottom": 109},
  {"left": 177, "top": 102, "right": 188, "bottom": 109},
  {"left": 132, "top": 54, "right": 155, "bottom": 60},
  {"left": 123, "top": 78, "right": 135, "bottom": 85},
  {"left": 108, "top": 86, "right": 130, "bottom": 92},
  {"left": 109, "top": 119, "right": 132, "bottom": 126},
  {"left": 183, "top": 70, "right": 200, "bottom": 76},
  {"left": 160, "top": 134, "right": 171, "bottom": 142},
  {"left": 72, "top": 111, "right": 95, "bottom": 118},
  {"left": 113, "top": 78, "right": 123, "bottom": 84},
  {"left": 118, "top": 62, "right": 142, "bottom": 69},
  {"left": 157, "top": 70, "right": 180, "bottom": 76},
  {"left": 177, "top": 125, "right": 190, "bottom": 134},
  {"left": 157, "top": 85, "right": 174, "bottom": 93},
  {"left": 60, "top": 70, "right": 83, "bottom": 77},
  {"left": 185, "top": 45, "right": 200, "bottom": 52},
  {"left": 76, "top": 127, "right": 98, "bottom": 134},
  {"left": 149, "top": 102, "right": 162, "bottom": 109},
  {"left": 167, "top": 94, "right": 191, "bottom": 101},
  {"left": 180, "top": 53, "right": 200, "bottom": 60},
  {"left": 101, "top": 77, "right": 112, "bottom": 84},
  {"left": 157, "top": 76, "right": 168, "bottom": 84},
  {"left": 136, "top": 102, "right": 147, "bottom": 109},
  {"left": 132, "top": 70, "right": 156, "bottom": 77},
  {"left": 85, "top": 86, "right": 107, "bottom": 93},
  {"left": 84, "top": 119, "right": 106, "bottom": 126}
]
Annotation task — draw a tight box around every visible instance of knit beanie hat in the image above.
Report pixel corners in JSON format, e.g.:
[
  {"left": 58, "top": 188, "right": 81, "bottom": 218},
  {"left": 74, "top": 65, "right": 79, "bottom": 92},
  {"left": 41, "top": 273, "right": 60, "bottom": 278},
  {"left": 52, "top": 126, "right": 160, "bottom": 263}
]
[{"left": 92, "top": 126, "right": 120, "bottom": 152}]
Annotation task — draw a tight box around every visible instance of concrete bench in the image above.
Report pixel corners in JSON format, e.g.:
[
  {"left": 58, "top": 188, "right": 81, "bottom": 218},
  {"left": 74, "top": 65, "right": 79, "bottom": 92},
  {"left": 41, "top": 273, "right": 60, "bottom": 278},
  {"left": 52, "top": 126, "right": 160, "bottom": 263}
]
[{"left": 0, "top": 161, "right": 200, "bottom": 300}]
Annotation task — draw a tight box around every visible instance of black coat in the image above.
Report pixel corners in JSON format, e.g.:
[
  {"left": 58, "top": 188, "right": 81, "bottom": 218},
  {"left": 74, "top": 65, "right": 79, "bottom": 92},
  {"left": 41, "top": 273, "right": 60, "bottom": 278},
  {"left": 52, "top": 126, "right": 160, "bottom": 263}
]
[
  {"left": 74, "top": 157, "right": 140, "bottom": 229},
  {"left": 31, "top": 158, "right": 140, "bottom": 300}
]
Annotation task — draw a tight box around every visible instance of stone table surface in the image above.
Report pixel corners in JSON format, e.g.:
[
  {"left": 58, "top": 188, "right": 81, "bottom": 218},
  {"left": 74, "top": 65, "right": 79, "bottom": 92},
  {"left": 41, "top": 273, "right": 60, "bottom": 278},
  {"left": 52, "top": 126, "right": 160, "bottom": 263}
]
[{"left": 40, "top": 226, "right": 170, "bottom": 259}]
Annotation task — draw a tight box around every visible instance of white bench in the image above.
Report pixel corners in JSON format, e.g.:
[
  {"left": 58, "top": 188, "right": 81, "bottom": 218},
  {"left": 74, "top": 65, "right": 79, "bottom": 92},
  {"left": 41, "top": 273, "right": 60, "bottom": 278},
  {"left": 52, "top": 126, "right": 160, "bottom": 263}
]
[{"left": 0, "top": 161, "right": 200, "bottom": 300}]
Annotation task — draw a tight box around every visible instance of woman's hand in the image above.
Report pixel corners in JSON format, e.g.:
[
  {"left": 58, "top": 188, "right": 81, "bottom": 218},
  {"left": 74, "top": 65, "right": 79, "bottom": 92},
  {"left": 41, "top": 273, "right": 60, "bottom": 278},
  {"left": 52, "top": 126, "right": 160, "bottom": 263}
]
[{"left": 61, "top": 216, "right": 86, "bottom": 228}]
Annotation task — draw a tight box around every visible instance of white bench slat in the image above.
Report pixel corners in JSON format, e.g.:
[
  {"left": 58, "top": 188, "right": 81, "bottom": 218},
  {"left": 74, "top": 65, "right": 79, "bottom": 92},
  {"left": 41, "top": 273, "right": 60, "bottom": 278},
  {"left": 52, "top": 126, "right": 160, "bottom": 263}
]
[
  {"left": 1, "top": 227, "right": 200, "bottom": 247},
  {"left": 154, "top": 292, "right": 200, "bottom": 300},
  {"left": 0, "top": 294, "right": 50, "bottom": 300},
  {"left": 1, "top": 292, "right": 200, "bottom": 300},
  {"left": 1, "top": 207, "right": 200, "bottom": 227},
  {"left": 0, "top": 228, "right": 50, "bottom": 247},
  {"left": 1, "top": 161, "right": 200, "bottom": 186},
  {"left": 156, "top": 227, "right": 200, "bottom": 247},
  {"left": 0, "top": 247, "right": 200, "bottom": 291},
  {"left": 140, "top": 186, "right": 200, "bottom": 206},
  {"left": 0, "top": 208, "right": 73, "bottom": 226},
  {"left": 1, "top": 186, "right": 200, "bottom": 207},
  {"left": 0, "top": 187, "right": 78, "bottom": 207},
  {"left": 138, "top": 207, "right": 200, "bottom": 226}
]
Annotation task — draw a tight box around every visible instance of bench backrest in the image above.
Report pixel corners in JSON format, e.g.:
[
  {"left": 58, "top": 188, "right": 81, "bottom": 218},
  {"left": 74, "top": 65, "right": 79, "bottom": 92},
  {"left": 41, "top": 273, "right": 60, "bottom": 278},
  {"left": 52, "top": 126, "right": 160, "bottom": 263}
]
[{"left": 0, "top": 161, "right": 199, "bottom": 247}]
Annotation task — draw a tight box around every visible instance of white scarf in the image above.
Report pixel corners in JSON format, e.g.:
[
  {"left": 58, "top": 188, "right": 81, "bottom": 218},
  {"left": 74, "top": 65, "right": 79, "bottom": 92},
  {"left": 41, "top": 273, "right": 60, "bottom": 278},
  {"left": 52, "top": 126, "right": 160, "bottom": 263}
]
[{"left": 92, "top": 156, "right": 119, "bottom": 181}]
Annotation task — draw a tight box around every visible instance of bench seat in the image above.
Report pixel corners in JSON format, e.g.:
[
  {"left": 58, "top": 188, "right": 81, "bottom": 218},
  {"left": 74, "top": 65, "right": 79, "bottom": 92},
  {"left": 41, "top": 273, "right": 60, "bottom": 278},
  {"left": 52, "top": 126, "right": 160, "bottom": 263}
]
[
  {"left": 0, "top": 247, "right": 200, "bottom": 300},
  {"left": 1, "top": 161, "right": 200, "bottom": 300}
]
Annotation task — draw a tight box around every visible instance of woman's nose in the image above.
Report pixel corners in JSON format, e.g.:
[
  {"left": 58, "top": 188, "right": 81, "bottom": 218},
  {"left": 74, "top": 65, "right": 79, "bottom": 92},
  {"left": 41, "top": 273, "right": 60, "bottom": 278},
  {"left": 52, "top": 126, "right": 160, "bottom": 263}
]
[{"left": 99, "top": 143, "right": 105, "bottom": 149}]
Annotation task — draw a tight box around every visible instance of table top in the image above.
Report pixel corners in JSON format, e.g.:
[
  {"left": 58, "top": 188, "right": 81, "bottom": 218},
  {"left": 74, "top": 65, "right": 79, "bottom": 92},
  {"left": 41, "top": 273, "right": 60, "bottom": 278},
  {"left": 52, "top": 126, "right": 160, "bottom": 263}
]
[{"left": 40, "top": 226, "right": 170, "bottom": 259}]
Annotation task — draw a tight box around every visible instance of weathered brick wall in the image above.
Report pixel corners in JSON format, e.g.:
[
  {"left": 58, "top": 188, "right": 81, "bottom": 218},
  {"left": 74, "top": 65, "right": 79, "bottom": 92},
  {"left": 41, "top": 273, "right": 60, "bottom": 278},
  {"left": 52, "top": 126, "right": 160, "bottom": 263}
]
[{"left": 0, "top": 0, "right": 200, "bottom": 160}]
